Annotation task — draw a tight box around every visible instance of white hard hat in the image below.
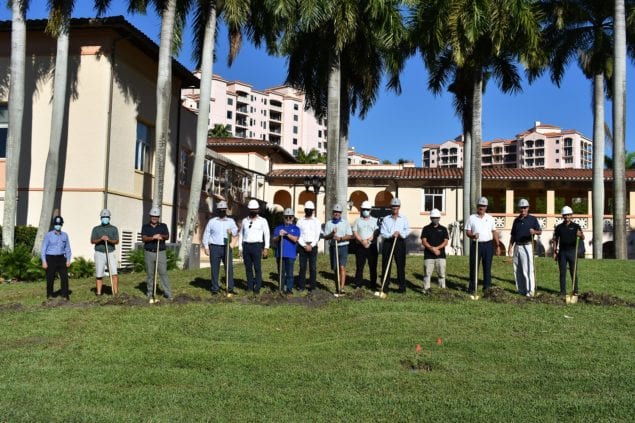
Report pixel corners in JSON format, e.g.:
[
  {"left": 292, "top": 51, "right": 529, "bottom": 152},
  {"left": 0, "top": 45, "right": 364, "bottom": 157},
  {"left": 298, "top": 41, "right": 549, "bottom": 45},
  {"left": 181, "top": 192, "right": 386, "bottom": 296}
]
[
  {"left": 217, "top": 201, "right": 228, "bottom": 209},
  {"left": 100, "top": 208, "right": 111, "bottom": 218},
  {"left": 561, "top": 206, "right": 573, "bottom": 215},
  {"left": 304, "top": 200, "right": 315, "bottom": 209},
  {"left": 477, "top": 197, "right": 488, "bottom": 206},
  {"left": 247, "top": 199, "right": 260, "bottom": 209},
  {"left": 517, "top": 198, "right": 529, "bottom": 208},
  {"left": 149, "top": 207, "right": 161, "bottom": 217},
  {"left": 390, "top": 198, "right": 401, "bottom": 206},
  {"left": 283, "top": 208, "right": 295, "bottom": 216},
  {"left": 332, "top": 204, "right": 343, "bottom": 212},
  {"left": 430, "top": 208, "right": 441, "bottom": 218},
  {"left": 361, "top": 200, "right": 372, "bottom": 209}
]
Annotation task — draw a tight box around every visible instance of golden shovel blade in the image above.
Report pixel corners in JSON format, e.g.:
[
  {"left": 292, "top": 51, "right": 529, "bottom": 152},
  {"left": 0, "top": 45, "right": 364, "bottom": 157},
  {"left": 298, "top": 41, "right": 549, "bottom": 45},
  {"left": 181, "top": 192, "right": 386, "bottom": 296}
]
[
  {"left": 565, "top": 295, "right": 578, "bottom": 304},
  {"left": 373, "top": 291, "right": 388, "bottom": 299}
]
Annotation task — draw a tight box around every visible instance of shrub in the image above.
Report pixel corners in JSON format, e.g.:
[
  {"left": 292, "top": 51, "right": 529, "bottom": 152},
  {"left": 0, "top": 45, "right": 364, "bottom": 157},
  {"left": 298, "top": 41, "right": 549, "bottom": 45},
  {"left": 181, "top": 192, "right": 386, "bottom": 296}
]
[
  {"left": 125, "top": 247, "right": 179, "bottom": 272},
  {"left": 0, "top": 225, "right": 38, "bottom": 250},
  {"left": 0, "top": 245, "right": 45, "bottom": 282},
  {"left": 69, "top": 257, "right": 96, "bottom": 279}
]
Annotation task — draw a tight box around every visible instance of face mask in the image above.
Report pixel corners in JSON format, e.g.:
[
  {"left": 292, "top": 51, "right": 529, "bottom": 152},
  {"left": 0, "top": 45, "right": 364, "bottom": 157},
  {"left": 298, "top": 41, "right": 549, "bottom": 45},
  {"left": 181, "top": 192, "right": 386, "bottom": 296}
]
[
  {"left": 249, "top": 211, "right": 258, "bottom": 218},
  {"left": 218, "top": 211, "right": 227, "bottom": 218},
  {"left": 305, "top": 210, "right": 313, "bottom": 217},
  {"left": 362, "top": 210, "right": 370, "bottom": 217},
  {"left": 431, "top": 218, "right": 440, "bottom": 225},
  {"left": 101, "top": 217, "right": 110, "bottom": 225},
  {"left": 54, "top": 225, "right": 62, "bottom": 231},
  {"left": 332, "top": 217, "right": 341, "bottom": 224}
]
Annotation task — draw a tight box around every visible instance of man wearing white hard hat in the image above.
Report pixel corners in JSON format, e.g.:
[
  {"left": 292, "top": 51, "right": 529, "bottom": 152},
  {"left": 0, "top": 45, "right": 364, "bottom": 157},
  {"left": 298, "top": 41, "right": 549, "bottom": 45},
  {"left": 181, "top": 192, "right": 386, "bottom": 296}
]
[
  {"left": 323, "top": 203, "right": 353, "bottom": 292},
  {"left": 141, "top": 207, "right": 173, "bottom": 300},
  {"left": 352, "top": 200, "right": 379, "bottom": 290},
  {"left": 552, "top": 206, "right": 584, "bottom": 296},
  {"left": 202, "top": 201, "right": 238, "bottom": 295},
  {"left": 238, "top": 199, "right": 270, "bottom": 294},
  {"left": 90, "top": 208, "right": 120, "bottom": 296},
  {"left": 420, "top": 208, "right": 449, "bottom": 290},
  {"left": 508, "top": 199, "right": 542, "bottom": 297},
  {"left": 379, "top": 197, "right": 410, "bottom": 293},
  {"left": 297, "top": 200, "right": 322, "bottom": 291},
  {"left": 465, "top": 197, "right": 500, "bottom": 294}
]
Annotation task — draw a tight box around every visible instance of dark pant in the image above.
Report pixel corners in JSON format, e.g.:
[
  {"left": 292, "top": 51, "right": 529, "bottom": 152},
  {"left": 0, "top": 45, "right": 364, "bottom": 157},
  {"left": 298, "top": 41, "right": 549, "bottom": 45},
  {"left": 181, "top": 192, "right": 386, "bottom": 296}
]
[
  {"left": 355, "top": 244, "right": 378, "bottom": 289},
  {"left": 243, "top": 242, "right": 264, "bottom": 293},
  {"left": 558, "top": 249, "right": 579, "bottom": 294},
  {"left": 298, "top": 246, "right": 318, "bottom": 290},
  {"left": 46, "top": 255, "right": 69, "bottom": 299},
  {"left": 277, "top": 257, "right": 296, "bottom": 293},
  {"left": 210, "top": 243, "right": 233, "bottom": 293},
  {"left": 381, "top": 238, "right": 406, "bottom": 292},
  {"left": 469, "top": 240, "right": 493, "bottom": 293}
]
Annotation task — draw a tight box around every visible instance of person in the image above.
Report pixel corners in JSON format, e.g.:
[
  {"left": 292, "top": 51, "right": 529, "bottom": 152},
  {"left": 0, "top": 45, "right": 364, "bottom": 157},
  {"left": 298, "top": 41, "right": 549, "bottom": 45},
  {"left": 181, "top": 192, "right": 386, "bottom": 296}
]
[
  {"left": 420, "top": 208, "right": 449, "bottom": 290},
  {"left": 202, "top": 201, "right": 238, "bottom": 295},
  {"left": 90, "top": 208, "right": 119, "bottom": 296},
  {"left": 141, "top": 207, "right": 173, "bottom": 300},
  {"left": 273, "top": 208, "right": 300, "bottom": 295},
  {"left": 41, "top": 215, "right": 72, "bottom": 300},
  {"left": 323, "top": 203, "right": 353, "bottom": 293},
  {"left": 296, "top": 200, "right": 322, "bottom": 291},
  {"left": 465, "top": 197, "right": 500, "bottom": 294},
  {"left": 238, "top": 199, "right": 270, "bottom": 294},
  {"left": 352, "top": 200, "right": 379, "bottom": 290},
  {"left": 380, "top": 198, "right": 411, "bottom": 293},
  {"left": 552, "top": 206, "right": 584, "bottom": 296},
  {"left": 508, "top": 199, "right": 542, "bottom": 297}
]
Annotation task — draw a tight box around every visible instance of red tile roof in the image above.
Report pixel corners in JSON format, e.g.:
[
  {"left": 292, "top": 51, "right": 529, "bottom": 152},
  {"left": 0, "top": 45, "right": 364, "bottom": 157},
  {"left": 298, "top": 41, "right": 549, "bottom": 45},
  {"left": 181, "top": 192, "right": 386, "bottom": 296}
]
[{"left": 207, "top": 138, "right": 297, "bottom": 162}]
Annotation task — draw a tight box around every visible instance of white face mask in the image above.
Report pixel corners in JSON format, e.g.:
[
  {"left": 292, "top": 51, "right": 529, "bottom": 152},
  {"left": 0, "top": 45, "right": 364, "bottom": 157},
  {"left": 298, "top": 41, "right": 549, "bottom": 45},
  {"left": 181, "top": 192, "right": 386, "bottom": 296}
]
[{"left": 362, "top": 210, "right": 370, "bottom": 217}]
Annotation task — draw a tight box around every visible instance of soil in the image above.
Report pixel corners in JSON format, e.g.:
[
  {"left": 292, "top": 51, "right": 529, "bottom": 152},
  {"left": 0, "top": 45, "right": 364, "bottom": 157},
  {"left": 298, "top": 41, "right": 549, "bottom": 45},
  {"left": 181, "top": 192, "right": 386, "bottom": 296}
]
[{"left": 400, "top": 359, "right": 434, "bottom": 372}]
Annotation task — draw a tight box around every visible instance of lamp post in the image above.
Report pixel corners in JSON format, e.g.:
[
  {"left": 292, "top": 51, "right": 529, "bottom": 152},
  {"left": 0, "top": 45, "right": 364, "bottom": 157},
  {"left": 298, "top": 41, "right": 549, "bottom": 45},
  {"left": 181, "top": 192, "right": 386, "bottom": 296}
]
[{"left": 304, "top": 175, "right": 325, "bottom": 215}]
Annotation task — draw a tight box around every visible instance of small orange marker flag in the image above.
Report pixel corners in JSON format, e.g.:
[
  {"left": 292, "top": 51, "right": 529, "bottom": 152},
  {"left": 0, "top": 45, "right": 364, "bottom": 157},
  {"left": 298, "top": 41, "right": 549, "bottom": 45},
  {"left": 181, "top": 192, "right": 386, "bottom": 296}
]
[
  {"left": 436, "top": 337, "right": 442, "bottom": 346},
  {"left": 415, "top": 344, "right": 422, "bottom": 353}
]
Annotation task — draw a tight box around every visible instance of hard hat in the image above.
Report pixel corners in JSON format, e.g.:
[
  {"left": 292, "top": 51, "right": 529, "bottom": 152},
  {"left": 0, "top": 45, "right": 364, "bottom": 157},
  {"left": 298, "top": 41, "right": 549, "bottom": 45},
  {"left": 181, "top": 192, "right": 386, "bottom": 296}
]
[
  {"left": 217, "top": 201, "right": 228, "bottom": 209},
  {"left": 100, "top": 208, "right": 111, "bottom": 218},
  {"left": 517, "top": 199, "right": 529, "bottom": 208},
  {"left": 53, "top": 216, "right": 64, "bottom": 225},
  {"left": 390, "top": 198, "right": 401, "bottom": 206},
  {"left": 430, "top": 208, "right": 441, "bottom": 218},
  {"left": 561, "top": 206, "right": 573, "bottom": 215},
  {"left": 283, "top": 208, "right": 295, "bottom": 216},
  {"left": 304, "top": 200, "right": 315, "bottom": 209},
  {"left": 247, "top": 199, "right": 260, "bottom": 209},
  {"left": 149, "top": 207, "right": 161, "bottom": 217},
  {"left": 361, "top": 200, "right": 372, "bottom": 209},
  {"left": 477, "top": 197, "right": 488, "bottom": 206},
  {"left": 332, "top": 204, "right": 343, "bottom": 212}
]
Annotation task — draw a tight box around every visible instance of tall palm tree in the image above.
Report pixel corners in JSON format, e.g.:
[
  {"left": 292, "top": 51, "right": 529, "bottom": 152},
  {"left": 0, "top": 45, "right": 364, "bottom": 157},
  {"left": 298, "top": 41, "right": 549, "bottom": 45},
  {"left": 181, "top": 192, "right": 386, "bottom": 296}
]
[
  {"left": 2, "top": 0, "right": 29, "bottom": 250},
  {"left": 605, "top": 150, "right": 635, "bottom": 169},
  {"left": 613, "top": 0, "right": 627, "bottom": 259},
  {"left": 296, "top": 147, "right": 326, "bottom": 163},
  {"left": 32, "top": 0, "right": 74, "bottom": 255}
]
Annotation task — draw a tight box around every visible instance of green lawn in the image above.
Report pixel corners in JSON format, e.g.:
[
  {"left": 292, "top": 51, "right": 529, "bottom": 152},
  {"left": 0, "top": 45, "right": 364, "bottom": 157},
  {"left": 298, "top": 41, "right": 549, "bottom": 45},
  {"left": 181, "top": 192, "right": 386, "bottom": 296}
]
[{"left": 0, "top": 255, "right": 633, "bottom": 422}]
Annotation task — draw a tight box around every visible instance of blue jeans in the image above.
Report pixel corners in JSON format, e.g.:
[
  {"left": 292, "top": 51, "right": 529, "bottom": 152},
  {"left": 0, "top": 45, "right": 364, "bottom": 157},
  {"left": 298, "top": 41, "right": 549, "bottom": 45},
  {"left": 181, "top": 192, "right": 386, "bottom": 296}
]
[
  {"left": 210, "top": 243, "right": 233, "bottom": 293},
  {"left": 298, "top": 246, "right": 317, "bottom": 290},
  {"left": 243, "top": 242, "right": 264, "bottom": 293},
  {"left": 469, "top": 240, "right": 493, "bottom": 293},
  {"left": 277, "top": 257, "right": 296, "bottom": 293}
]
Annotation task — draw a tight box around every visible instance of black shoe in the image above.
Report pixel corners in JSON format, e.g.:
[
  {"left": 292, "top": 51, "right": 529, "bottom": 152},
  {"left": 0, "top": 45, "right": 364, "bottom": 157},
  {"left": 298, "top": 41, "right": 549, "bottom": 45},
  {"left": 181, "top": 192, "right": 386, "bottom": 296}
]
[{"left": 211, "top": 291, "right": 219, "bottom": 296}]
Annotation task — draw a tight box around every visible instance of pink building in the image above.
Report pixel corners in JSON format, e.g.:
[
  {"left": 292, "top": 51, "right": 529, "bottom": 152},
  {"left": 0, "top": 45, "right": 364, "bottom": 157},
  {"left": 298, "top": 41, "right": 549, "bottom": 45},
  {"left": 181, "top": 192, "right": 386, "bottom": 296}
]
[
  {"left": 182, "top": 74, "right": 327, "bottom": 158},
  {"left": 422, "top": 122, "right": 592, "bottom": 169},
  {"left": 348, "top": 148, "right": 380, "bottom": 165}
]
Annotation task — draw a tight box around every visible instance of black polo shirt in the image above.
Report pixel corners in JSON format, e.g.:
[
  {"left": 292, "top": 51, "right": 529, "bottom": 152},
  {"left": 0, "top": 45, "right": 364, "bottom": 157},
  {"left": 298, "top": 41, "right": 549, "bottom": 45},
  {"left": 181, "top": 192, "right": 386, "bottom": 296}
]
[
  {"left": 510, "top": 214, "right": 541, "bottom": 244},
  {"left": 141, "top": 222, "right": 169, "bottom": 251},
  {"left": 553, "top": 221, "right": 581, "bottom": 251},
  {"left": 420, "top": 223, "right": 449, "bottom": 259}
]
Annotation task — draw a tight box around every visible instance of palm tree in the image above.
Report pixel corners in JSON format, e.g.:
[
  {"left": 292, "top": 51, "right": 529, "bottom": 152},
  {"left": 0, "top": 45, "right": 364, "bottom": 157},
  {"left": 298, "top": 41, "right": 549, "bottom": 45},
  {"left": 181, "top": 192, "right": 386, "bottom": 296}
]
[
  {"left": 2, "top": 0, "right": 29, "bottom": 250},
  {"left": 32, "top": 0, "right": 74, "bottom": 255},
  {"left": 296, "top": 147, "right": 326, "bottom": 163},
  {"left": 208, "top": 123, "right": 232, "bottom": 137},
  {"left": 613, "top": 0, "right": 627, "bottom": 259},
  {"left": 605, "top": 150, "right": 635, "bottom": 169}
]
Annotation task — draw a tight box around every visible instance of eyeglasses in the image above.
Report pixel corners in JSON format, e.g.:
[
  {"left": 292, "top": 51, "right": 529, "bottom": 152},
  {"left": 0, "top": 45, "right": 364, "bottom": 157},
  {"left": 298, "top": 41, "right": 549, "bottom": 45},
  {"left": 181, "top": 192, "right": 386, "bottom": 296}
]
[
  {"left": 520, "top": 206, "right": 528, "bottom": 209},
  {"left": 284, "top": 216, "right": 294, "bottom": 220},
  {"left": 248, "top": 222, "right": 253, "bottom": 229}
]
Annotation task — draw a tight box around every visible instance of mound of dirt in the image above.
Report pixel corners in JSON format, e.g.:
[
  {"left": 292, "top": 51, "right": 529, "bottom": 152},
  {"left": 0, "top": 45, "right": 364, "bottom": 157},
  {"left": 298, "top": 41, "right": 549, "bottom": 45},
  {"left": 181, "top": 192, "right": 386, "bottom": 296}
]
[
  {"left": 578, "top": 291, "right": 635, "bottom": 307},
  {"left": 0, "top": 303, "right": 24, "bottom": 312}
]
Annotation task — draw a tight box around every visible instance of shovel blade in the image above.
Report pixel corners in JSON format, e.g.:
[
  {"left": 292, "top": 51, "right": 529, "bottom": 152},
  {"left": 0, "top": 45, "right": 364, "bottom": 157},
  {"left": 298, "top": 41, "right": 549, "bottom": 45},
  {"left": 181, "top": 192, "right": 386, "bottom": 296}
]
[
  {"left": 373, "top": 291, "right": 388, "bottom": 299},
  {"left": 565, "top": 295, "right": 578, "bottom": 304},
  {"left": 470, "top": 295, "right": 480, "bottom": 300}
]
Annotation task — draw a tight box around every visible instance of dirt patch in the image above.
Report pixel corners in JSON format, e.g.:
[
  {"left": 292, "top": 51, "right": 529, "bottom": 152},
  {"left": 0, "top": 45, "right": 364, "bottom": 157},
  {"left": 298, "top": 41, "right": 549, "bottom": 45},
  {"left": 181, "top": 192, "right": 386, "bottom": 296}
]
[
  {"left": 578, "top": 291, "right": 635, "bottom": 307},
  {"left": 424, "top": 288, "right": 466, "bottom": 302},
  {"left": 0, "top": 303, "right": 24, "bottom": 312},
  {"left": 400, "top": 359, "right": 433, "bottom": 372}
]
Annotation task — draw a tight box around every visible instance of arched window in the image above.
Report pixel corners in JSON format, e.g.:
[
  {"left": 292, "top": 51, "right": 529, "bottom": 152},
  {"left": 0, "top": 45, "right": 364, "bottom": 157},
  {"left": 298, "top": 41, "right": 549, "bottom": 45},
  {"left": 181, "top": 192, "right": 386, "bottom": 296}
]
[
  {"left": 375, "top": 191, "right": 393, "bottom": 207},
  {"left": 273, "top": 190, "right": 292, "bottom": 210}
]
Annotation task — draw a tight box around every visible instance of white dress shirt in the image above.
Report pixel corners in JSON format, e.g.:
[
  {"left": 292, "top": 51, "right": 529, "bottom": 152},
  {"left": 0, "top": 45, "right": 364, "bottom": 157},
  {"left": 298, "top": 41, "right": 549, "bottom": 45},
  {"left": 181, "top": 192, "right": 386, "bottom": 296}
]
[
  {"left": 238, "top": 215, "right": 271, "bottom": 251},
  {"left": 296, "top": 216, "right": 322, "bottom": 247}
]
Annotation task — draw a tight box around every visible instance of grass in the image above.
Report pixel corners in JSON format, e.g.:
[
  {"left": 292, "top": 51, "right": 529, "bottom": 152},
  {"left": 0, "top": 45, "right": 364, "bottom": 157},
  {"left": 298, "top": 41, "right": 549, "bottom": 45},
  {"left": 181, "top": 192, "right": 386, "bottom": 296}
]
[{"left": 0, "top": 255, "right": 633, "bottom": 422}]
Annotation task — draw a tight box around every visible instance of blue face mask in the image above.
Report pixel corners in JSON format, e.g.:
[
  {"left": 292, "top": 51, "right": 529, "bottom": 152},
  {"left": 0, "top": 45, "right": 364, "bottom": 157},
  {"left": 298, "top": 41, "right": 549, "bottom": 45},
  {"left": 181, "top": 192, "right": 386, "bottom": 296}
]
[
  {"left": 54, "top": 225, "right": 62, "bottom": 231},
  {"left": 101, "top": 217, "right": 110, "bottom": 225},
  {"left": 332, "top": 217, "right": 341, "bottom": 224},
  {"left": 362, "top": 210, "right": 370, "bottom": 217}
]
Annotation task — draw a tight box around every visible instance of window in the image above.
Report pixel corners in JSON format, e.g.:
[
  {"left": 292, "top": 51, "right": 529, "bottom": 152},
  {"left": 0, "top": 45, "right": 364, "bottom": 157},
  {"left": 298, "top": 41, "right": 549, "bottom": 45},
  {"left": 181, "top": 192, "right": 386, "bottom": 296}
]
[
  {"left": 421, "top": 188, "right": 444, "bottom": 211},
  {"left": 293, "top": 149, "right": 298, "bottom": 156},
  {"left": 293, "top": 126, "right": 298, "bottom": 134},
  {"left": 294, "top": 104, "right": 299, "bottom": 110},
  {"left": 135, "top": 121, "right": 153, "bottom": 172},
  {"left": 227, "top": 111, "right": 232, "bottom": 119},
  {"left": 318, "top": 130, "right": 322, "bottom": 138},
  {"left": 227, "top": 98, "right": 233, "bottom": 106},
  {"left": 293, "top": 138, "right": 298, "bottom": 145},
  {"left": 293, "top": 115, "right": 298, "bottom": 121},
  {"left": 0, "top": 105, "right": 7, "bottom": 158}
]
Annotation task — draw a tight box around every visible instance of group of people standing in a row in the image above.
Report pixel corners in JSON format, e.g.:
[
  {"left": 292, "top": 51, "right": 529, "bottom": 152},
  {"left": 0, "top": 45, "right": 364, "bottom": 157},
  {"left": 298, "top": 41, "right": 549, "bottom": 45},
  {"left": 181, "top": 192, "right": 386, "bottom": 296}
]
[{"left": 40, "top": 195, "right": 583, "bottom": 301}]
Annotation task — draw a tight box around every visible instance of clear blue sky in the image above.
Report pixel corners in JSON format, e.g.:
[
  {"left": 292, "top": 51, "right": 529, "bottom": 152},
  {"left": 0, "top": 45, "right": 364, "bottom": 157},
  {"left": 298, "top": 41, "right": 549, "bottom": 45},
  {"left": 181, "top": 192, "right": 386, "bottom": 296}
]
[{"left": 2, "top": 1, "right": 634, "bottom": 163}]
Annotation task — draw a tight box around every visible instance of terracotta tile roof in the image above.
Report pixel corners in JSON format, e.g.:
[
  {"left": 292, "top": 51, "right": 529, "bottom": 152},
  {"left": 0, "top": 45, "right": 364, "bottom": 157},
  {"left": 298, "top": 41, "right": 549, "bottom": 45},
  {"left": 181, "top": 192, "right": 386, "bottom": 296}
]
[
  {"left": 268, "top": 167, "right": 635, "bottom": 181},
  {"left": 348, "top": 151, "right": 380, "bottom": 161},
  {"left": 208, "top": 138, "right": 297, "bottom": 162}
]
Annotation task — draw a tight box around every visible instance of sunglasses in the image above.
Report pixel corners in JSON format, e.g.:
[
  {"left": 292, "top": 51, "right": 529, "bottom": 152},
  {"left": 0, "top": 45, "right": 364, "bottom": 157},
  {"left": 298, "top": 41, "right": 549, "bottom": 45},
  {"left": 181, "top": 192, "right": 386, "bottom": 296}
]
[
  {"left": 249, "top": 222, "right": 253, "bottom": 229},
  {"left": 520, "top": 206, "right": 528, "bottom": 209}
]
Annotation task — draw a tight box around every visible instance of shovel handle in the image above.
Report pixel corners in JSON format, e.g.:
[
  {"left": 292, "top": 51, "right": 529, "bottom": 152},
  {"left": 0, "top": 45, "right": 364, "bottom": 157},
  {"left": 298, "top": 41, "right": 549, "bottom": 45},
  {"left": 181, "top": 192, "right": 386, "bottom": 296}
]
[{"left": 379, "top": 237, "right": 398, "bottom": 293}]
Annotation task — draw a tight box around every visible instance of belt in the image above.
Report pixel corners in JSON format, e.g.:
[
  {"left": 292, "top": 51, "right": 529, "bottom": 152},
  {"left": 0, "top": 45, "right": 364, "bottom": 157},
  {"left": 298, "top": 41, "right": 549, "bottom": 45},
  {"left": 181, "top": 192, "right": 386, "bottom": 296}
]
[
  {"left": 477, "top": 240, "right": 493, "bottom": 243},
  {"left": 46, "top": 254, "right": 65, "bottom": 257},
  {"left": 243, "top": 242, "right": 263, "bottom": 245},
  {"left": 516, "top": 242, "right": 532, "bottom": 245},
  {"left": 210, "top": 243, "right": 226, "bottom": 247}
]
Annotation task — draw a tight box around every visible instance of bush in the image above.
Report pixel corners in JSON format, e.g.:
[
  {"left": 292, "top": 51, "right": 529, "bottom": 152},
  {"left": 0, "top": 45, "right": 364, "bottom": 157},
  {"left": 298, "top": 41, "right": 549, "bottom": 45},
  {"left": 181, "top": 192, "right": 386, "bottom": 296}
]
[
  {"left": 68, "top": 257, "right": 96, "bottom": 279},
  {"left": 0, "top": 225, "right": 38, "bottom": 250},
  {"left": 125, "top": 247, "right": 179, "bottom": 272},
  {"left": 0, "top": 245, "right": 45, "bottom": 282}
]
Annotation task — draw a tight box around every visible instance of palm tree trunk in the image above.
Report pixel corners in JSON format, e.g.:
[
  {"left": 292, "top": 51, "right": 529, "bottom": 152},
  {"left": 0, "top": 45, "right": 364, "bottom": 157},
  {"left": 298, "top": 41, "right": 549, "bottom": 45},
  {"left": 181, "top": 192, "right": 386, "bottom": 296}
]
[
  {"left": 325, "top": 56, "right": 341, "bottom": 219},
  {"left": 613, "top": 0, "right": 627, "bottom": 259},
  {"left": 338, "top": 120, "right": 349, "bottom": 217},
  {"left": 32, "top": 21, "right": 70, "bottom": 255},
  {"left": 462, "top": 129, "right": 472, "bottom": 255},
  {"left": 178, "top": 2, "right": 216, "bottom": 269},
  {"left": 591, "top": 73, "right": 605, "bottom": 259},
  {"left": 471, "top": 73, "right": 483, "bottom": 208},
  {"left": 2, "top": 0, "right": 26, "bottom": 250},
  {"left": 152, "top": 0, "right": 177, "bottom": 212}
]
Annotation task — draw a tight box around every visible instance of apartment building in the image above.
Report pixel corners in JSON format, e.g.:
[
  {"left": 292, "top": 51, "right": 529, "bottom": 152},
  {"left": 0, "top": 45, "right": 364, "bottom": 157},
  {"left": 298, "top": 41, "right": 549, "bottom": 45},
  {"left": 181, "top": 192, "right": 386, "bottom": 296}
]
[
  {"left": 422, "top": 122, "right": 592, "bottom": 169},
  {"left": 348, "top": 148, "right": 380, "bottom": 165},
  {"left": 182, "top": 74, "right": 327, "bottom": 158}
]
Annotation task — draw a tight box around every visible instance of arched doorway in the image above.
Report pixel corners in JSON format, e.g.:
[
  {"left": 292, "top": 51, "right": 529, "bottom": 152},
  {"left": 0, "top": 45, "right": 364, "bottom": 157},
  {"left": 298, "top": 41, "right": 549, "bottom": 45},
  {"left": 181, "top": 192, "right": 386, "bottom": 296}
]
[
  {"left": 349, "top": 190, "right": 368, "bottom": 213},
  {"left": 273, "top": 190, "right": 292, "bottom": 210},
  {"left": 375, "top": 190, "right": 393, "bottom": 207}
]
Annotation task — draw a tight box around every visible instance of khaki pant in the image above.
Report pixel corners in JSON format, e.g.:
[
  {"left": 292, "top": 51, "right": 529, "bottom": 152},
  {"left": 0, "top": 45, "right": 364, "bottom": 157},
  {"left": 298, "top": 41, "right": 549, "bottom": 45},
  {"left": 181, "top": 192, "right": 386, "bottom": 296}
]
[{"left": 423, "top": 258, "right": 446, "bottom": 290}]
